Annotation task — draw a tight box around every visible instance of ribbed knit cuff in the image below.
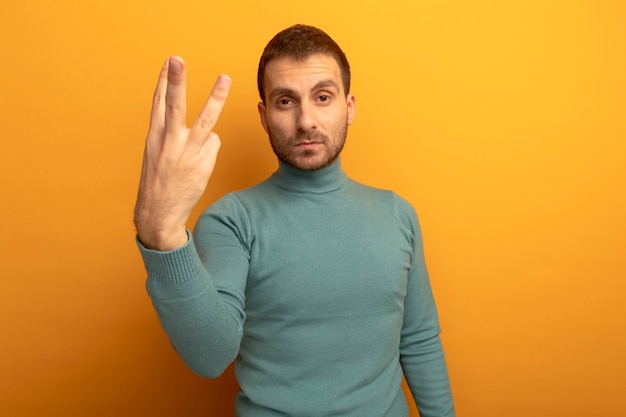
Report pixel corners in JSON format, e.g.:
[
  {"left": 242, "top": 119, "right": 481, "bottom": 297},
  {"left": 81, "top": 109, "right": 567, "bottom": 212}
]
[{"left": 135, "top": 230, "right": 203, "bottom": 284}]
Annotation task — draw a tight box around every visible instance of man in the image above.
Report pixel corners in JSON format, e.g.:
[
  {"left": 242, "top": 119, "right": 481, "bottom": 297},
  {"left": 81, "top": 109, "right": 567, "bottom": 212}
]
[{"left": 135, "top": 24, "right": 455, "bottom": 417}]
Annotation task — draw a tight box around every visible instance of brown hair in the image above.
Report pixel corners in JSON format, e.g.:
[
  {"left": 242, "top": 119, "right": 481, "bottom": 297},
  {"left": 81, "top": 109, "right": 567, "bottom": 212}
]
[{"left": 257, "top": 24, "right": 351, "bottom": 102}]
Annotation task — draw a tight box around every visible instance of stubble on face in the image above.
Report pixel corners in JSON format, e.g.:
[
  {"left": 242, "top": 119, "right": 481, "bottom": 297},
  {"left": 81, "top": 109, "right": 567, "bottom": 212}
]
[
  {"left": 268, "top": 122, "right": 348, "bottom": 171},
  {"left": 260, "top": 54, "right": 355, "bottom": 171}
]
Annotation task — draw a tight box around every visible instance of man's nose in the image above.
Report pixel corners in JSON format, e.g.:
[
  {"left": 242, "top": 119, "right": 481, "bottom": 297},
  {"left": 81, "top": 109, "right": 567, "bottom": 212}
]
[{"left": 297, "top": 102, "right": 317, "bottom": 131}]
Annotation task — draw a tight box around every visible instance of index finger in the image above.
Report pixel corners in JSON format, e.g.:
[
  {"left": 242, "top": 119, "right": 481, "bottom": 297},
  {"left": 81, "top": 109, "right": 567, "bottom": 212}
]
[
  {"left": 147, "top": 58, "right": 170, "bottom": 134},
  {"left": 190, "top": 74, "right": 232, "bottom": 139}
]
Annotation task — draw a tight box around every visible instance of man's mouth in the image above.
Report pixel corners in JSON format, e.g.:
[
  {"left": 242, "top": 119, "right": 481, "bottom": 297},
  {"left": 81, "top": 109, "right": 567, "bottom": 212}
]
[{"left": 295, "top": 141, "right": 321, "bottom": 150}]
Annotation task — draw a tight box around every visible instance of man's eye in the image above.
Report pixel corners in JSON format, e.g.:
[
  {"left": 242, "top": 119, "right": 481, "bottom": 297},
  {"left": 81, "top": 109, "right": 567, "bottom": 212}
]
[
  {"left": 280, "top": 99, "right": 291, "bottom": 105},
  {"left": 318, "top": 95, "right": 329, "bottom": 102}
]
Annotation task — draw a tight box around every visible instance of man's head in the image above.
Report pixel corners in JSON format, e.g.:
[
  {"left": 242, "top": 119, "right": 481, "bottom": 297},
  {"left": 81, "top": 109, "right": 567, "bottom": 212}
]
[
  {"left": 257, "top": 24, "right": 351, "bottom": 103},
  {"left": 257, "top": 25, "right": 356, "bottom": 171}
]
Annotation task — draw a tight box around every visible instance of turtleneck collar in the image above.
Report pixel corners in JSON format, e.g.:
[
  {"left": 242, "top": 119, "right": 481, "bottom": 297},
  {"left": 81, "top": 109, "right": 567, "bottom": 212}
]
[{"left": 269, "top": 158, "right": 348, "bottom": 194}]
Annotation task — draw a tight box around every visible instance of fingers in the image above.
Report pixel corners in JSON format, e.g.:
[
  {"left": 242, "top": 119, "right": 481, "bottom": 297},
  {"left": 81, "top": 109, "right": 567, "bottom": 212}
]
[
  {"left": 164, "top": 56, "right": 187, "bottom": 135},
  {"left": 148, "top": 58, "right": 169, "bottom": 134},
  {"left": 147, "top": 57, "right": 230, "bottom": 147},
  {"left": 191, "top": 74, "right": 232, "bottom": 141}
]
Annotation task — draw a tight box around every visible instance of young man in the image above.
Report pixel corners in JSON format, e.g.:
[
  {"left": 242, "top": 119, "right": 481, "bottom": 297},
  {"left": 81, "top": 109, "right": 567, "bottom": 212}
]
[{"left": 135, "top": 24, "right": 455, "bottom": 417}]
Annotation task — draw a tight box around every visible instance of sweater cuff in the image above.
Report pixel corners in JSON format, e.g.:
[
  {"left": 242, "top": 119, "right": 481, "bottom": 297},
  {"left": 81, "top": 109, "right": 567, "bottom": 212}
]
[{"left": 136, "top": 230, "right": 203, "bottom": 284}]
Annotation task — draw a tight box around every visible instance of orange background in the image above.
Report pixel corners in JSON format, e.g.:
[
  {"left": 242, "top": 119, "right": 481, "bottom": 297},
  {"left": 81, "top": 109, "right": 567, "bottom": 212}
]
[{"left": 2, "top": 1, "right": 625, "bottom": 416}]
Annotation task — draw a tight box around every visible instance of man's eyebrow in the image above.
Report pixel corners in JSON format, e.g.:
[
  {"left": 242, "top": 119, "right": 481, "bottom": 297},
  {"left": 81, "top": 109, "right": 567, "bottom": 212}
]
[
  {"left": 268, "top": 79, "right": 340, "bottom": 100},
  {"left": 269, "top": 87, "right": 296, "bottom": 100},
  {"left": 312, "top": 79, "right": 339, "bottom": 91}
]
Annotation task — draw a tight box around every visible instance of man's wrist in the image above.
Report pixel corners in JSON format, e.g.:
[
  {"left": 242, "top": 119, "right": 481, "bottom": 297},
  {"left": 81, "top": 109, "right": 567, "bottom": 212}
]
[{"left": 136, "top": 226, "right": 189, "bottom": 252}]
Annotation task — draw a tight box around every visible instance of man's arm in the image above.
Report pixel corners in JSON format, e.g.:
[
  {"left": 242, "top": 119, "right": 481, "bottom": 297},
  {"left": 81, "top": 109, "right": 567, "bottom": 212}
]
[
  {"left": 134, "top": 58, "right": 245, "bottom": 377},
  {"left": 397, "top": 199, "right": 455, "bottom": 416},
  {"left": 134, "top": 56, "right": 231, "bottom": 251}
]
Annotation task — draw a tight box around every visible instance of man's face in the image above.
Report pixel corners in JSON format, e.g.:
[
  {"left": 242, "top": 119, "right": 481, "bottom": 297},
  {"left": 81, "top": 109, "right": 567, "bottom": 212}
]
[{"left": 258, "top": 54, "right": 356, "bottom": 171}]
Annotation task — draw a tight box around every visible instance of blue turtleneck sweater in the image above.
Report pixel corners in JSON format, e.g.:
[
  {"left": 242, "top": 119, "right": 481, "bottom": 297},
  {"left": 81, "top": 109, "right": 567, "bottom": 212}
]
[{"left": 138, "top": 160, "right": 454, "bottom": 417}]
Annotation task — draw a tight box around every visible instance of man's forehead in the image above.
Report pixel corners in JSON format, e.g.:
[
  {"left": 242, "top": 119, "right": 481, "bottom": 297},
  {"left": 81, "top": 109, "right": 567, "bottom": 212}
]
[
  {"left": 264, "top": 54, "right": 343, "bottom": 92},
  {"left": 267, "top": 54, "right": 340, "bottom": 75}
]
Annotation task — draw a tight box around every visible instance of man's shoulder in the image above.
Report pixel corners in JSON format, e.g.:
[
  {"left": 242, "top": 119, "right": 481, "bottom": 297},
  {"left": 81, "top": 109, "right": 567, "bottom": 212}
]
[
  {"left": 201, "top": 176, "right": 276, "bottom": 215},
  {"left": 347, "top": 178, "right": 415, "bottom": 209}
]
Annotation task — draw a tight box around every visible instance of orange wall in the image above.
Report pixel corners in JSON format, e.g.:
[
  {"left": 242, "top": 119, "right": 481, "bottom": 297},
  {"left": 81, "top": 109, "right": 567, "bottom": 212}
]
[{"left": 2, "top": 1, "right": 625, "bottom": 416}]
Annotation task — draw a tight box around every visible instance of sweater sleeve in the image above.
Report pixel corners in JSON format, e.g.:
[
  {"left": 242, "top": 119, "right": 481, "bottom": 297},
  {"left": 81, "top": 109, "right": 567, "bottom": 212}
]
[
  {"left": 396, "top": 198, "right": 455, "bottom": 416},
  {"left": 137, "top": 194, "right": 251, "bottom": 378}
]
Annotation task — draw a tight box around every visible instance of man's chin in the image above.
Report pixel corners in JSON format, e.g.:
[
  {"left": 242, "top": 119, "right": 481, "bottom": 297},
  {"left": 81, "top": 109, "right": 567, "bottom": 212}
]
[{"left": 282, "top": 154, "right": 335, "bottom": 171}]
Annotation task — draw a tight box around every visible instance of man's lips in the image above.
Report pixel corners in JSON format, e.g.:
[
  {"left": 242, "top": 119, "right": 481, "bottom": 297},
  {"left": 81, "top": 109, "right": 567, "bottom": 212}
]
[{"left": 294, "top": 141, "right": 322, "bottom": 149}]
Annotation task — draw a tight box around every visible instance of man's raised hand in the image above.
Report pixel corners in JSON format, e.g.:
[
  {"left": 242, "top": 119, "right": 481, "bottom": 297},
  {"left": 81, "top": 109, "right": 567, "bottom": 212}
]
[{"left": 134, "top": 57, "right": 231, "bottom": 251}]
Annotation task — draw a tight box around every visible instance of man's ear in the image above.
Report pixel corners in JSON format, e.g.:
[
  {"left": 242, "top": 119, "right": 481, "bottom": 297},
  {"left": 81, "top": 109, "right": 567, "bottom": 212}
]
[
  {"left": 258, "top": 101, "right": 269, "bottom": 133},
  {"left": 347, "top": 93, "right": 356, "bottom": 125}
]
